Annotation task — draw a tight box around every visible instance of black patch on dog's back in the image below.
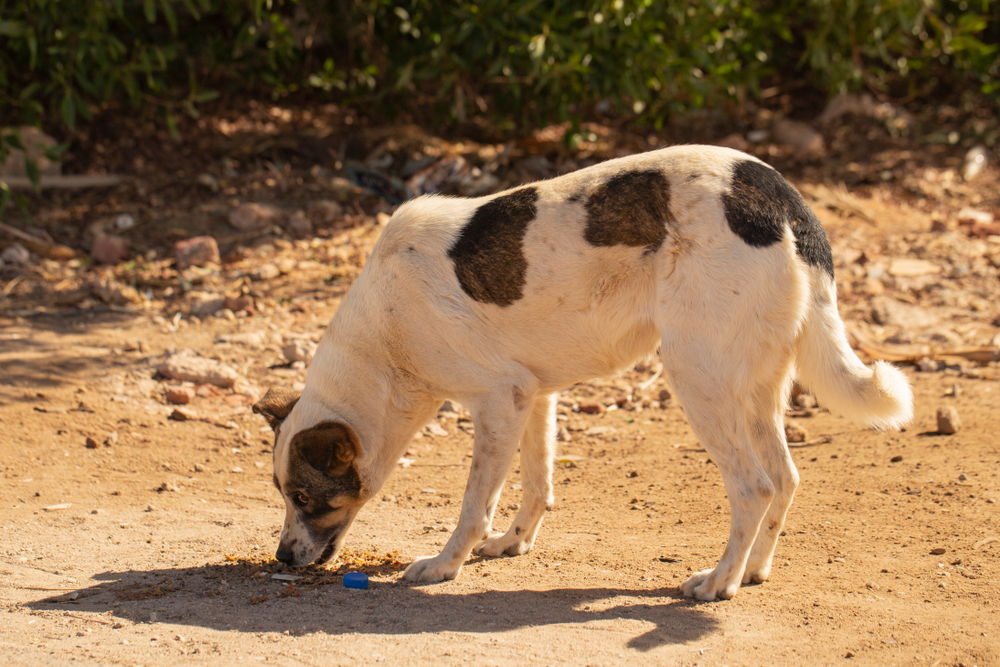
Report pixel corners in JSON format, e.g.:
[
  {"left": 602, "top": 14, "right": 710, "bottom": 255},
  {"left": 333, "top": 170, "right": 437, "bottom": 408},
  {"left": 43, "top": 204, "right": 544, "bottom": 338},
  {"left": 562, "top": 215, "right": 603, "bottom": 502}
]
[
  {"left": 448, "top": 187, "right": 539, "bottom": 307},
  {"left": 723, "top": 160, "right": 834, "bottom": 277},
  {"left": 584, "top": 170, "right": 672, "bottom": 253}
]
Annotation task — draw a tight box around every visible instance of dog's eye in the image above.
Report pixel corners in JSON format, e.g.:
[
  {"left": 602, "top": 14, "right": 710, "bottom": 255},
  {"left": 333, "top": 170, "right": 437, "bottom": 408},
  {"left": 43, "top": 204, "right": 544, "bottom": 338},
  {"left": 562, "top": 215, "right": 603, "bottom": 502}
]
[{"left": 292, "top": 492, "right": 309, "bottom": 507}]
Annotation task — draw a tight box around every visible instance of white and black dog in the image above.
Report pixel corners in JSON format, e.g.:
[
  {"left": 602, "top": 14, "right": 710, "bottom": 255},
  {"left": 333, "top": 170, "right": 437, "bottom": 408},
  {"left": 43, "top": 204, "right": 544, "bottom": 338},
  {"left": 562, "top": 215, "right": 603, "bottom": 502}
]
[{"left": 254, "top": 145, "right": 912, "bottom": 601}]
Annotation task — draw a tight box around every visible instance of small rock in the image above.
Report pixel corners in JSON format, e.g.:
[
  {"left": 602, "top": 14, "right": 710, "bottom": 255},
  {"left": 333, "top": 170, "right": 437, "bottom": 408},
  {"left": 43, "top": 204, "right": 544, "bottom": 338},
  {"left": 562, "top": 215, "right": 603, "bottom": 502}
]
[
  {"left": 156, "top": 482, "right": 180, "bottom": 493},
  {"left": 794, "top": 392, "right": 817, "bottom": 409},
  {"left": 174, "top": 236, "right": 220, "bottom": 269},
  {"left": 193, "top": 463, "right": 207, "bottom": 473},
  {"left": 936, "top": 406, "right": 960, "bottom": 435},
  {"left": 658, "top": 389, "right": 671, "bottom": 402},
  {"left": 917, "top": 358, "right": 941, "bottom": 373},
  {"left": 1, "top": 243, "right": 30, "bottom": 266},
  {"left": 165, "top": 386, "right": 194, "bottom": 405},
  {"left": 168, "top": 408, "right": 193, "bottom": 421},
  {"left": 282, "top": 339, "right": 317, "bottom": 364},
  {"left": 286, "top": 210, "right": 312, "bottom": 238},
  {"left": 772, "top": 118, "right": 824, "bottom": 155},
  {"left": 156, "top": 349, "right": 240, "bottom": 389},
  {"left": 196, "top": 173, "right": 219, "bottom": 191},
  {"left": 890, "top": 455, "right": 903, "bottom": 463},
  {"left": 307, "top": 200, "right": 343, "bottom": 226},
  {"left": 228, "top": 202, "right": 283, "bottom": 231},
  {"left": 90, "top": 232, "right": 129, "bottom": 264},
  {"left": 84, "top": 436, "right": 99, "bottom": 449},
  {"left": 957, "top": 207, "right": 994, "bottom": 226},
  {"left": 188, "top": 291, "right": 226, "bottom": 317},
  {"left": 929, "top": 547, "right": 946, "bottom": 555},
  {"left": 113, "top": 214, "right": 136, "bottom": 231},
  {"left": 578, "top": 403, "right": 604, "bottom": 415},
  {"left": 785, "top": 422, "right": 808, "bottom": 443},
  {"left": 962, "top": 146, "right": 988, "bottom": 181},
  {"left": 425, "top": 422, "right": 448, "bottom": 437},
  {"left": 251, "top": 263, "right": 281, "bottom": 281},
  {"left": 888, "top": 258, "right": 941, "bottom": 277},
  {"left": 223, "top": 295, "right": 254, "bottom": 313}
]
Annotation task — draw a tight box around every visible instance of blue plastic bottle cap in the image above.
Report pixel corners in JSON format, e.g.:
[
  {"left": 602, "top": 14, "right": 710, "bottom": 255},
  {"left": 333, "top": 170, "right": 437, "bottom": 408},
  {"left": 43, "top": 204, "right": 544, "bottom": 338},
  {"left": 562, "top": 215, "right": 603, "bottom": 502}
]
[{"left": 343, "top": 572, "right": 369, "bottom": 589}]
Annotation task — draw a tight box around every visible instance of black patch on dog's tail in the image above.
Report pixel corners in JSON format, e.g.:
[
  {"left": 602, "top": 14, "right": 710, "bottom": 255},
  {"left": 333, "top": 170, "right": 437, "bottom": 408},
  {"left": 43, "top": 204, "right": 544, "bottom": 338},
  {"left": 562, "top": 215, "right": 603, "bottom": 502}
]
[
  {"left": 448, "top": 187, "right": 539, "bottom": 307},
  {"left": 722, "top": 160, "right": 834, "bottom": 277}
]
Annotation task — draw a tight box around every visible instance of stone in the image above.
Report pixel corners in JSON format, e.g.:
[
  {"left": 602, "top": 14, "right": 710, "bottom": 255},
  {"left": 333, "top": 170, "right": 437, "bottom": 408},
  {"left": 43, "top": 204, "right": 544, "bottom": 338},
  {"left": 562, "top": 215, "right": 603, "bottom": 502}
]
[
  {"left": 91, "top": 233, "right": 129, "bottom": 264},
  {"left": 307, "top": 200, "right": 343, "bottom": 226},
  {"left": 251, "top": 263, "right": 280, "bottom": 281},
  {"left": 156, "top": 349, "right": 240, "bottom": 389},
  {"left": 174, "top": 236, "right": 220, "bottom": 269},
  {"left": 165, "top": 387, "right": 194, "bottom": 405},
  {"left": 772, "top": 118, "right": 824, "bottom": 155},
  {"left": 286, "top": 210, "right": 312, "bottom": 238},
  {"left": 223, "top": 295, "right": 254, "bottom": 313},
  {"left": 228, "top": 202, "right": 284, "bottom": 231},
  {"left": 282, "top": 338, "right": 316, "bottom": 364},
  {"left": 956, "top": 207, "right": 994, "bottom": 226},
  {"left": 1, "top": 243, "right": 30, "bottom": 266},
  {"left": 785, "top": 422, "right": 808, "bottom": 443},
  {"left": 936, "top": 406, "right": 960, "bottom": 435},
  {"left": 888, "top": 258, "right": 941, "bottom": 277},
  {"left": 870, "top": 296, "right": 940, "bottom": 328},
  {"left": 188, "top": 291, "right": 225, "bottom": 317}
]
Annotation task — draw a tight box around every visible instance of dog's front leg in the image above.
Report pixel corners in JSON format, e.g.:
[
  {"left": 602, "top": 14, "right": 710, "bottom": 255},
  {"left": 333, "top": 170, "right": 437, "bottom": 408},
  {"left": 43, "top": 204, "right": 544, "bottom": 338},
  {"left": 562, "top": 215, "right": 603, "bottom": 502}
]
[{"left": 403, "top": 384, "right": 533, "bottom": 583}]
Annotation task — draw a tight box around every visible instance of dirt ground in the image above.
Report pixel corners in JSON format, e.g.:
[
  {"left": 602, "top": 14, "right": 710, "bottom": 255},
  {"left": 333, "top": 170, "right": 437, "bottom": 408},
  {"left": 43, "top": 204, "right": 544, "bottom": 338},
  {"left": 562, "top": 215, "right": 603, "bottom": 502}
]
[{"left": 1, "top": 106, "right": 998, "bottom": 665}]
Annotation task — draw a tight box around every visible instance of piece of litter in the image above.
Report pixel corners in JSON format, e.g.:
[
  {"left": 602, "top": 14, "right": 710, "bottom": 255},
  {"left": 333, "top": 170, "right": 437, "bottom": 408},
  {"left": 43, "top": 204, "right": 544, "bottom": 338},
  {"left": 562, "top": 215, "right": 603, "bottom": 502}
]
[
  {"left": 556, "top": 454, "right": 586, "bottom": 463},
  {"left": 343, "top": 572, "right": 369, "bottom": 589},
  {"left": 271, "top": 573, "right": 302, "bottom": 581},
  {"left": 43, "top": 503, "right": 72, "bottom": 511}
]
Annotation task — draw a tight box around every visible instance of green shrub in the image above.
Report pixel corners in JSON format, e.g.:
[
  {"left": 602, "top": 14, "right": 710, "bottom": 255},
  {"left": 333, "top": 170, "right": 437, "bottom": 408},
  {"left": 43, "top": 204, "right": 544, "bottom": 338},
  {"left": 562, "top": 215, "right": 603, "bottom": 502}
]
[{"left": 0, "top": 0, "right": 996, "bottom": 156}]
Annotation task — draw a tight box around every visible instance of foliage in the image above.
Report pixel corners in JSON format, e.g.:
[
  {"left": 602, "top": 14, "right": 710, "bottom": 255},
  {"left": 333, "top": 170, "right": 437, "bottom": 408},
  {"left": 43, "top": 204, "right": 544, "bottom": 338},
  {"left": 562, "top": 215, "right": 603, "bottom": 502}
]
[{"left": 0, "top": 0, "right": 996, "bottom": 148}]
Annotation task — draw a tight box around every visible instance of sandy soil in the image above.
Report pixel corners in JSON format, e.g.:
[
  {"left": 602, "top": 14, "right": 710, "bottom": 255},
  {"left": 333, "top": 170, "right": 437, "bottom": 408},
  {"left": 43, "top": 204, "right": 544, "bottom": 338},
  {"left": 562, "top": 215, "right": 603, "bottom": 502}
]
[
  {"left": 1, "top": 111, "right": 998, "bottom": 665},
  {"left": 1, "top": 270, "right": 998, "bottom": 666}
]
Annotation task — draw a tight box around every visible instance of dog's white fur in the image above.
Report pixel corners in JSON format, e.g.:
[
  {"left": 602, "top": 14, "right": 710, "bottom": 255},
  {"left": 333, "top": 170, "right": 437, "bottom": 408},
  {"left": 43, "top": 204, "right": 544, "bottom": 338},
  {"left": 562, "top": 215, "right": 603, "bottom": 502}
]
[{"left": 271, "top": 145, "right": 912, "bottom": 601}]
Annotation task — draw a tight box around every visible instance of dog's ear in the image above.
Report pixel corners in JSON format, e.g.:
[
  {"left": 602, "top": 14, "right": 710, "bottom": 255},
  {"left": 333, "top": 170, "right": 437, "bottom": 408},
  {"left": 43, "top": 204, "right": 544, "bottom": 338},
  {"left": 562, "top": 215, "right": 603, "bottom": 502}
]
[
  {"left": 293, "top": 421, "right": 360, "bottom": 477},
  {"left": 252, "top": 387, "right": 300, "bottom": 431}
]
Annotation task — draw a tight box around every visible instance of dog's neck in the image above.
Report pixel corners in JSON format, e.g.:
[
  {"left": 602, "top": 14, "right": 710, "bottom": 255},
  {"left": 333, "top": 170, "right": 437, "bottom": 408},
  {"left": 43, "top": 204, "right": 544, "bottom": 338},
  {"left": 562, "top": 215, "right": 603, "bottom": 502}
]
[{"left": 300, "top": 286, "right": 440, "bottom": 498}]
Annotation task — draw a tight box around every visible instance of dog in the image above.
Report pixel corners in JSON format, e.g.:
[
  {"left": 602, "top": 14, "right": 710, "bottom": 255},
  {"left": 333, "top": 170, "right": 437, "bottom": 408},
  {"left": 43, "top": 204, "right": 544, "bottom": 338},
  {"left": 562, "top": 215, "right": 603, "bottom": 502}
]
[{"left": 253, "top": 144, "right": 913, "bottom": 601}]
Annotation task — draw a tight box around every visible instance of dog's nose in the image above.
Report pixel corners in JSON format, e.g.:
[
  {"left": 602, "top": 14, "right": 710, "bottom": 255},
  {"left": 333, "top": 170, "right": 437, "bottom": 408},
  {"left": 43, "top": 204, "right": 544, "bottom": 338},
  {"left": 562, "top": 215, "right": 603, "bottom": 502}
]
[{"left": 275, "top": 545, "right": 295, "bottom": 564}]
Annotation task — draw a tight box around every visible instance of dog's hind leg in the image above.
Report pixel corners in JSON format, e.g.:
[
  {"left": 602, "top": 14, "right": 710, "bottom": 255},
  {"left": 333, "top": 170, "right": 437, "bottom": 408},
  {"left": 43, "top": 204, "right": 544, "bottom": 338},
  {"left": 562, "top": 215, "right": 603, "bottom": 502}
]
[
  {"left": 403, "top": 376, "right": 536, "bottom": 583},
  {"left": 475, "top": 392, "right": 556, "bottom": 557},
  {"left": 742, "top": 374, "right": 800, "bottom": 584}
]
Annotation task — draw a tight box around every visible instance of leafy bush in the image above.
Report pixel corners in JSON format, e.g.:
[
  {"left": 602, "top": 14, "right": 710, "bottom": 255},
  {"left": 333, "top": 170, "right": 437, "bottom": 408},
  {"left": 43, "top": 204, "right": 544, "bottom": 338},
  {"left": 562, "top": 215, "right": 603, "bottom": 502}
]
[{"left": 0, "top": 0, "right": 996, "bottom": 148}]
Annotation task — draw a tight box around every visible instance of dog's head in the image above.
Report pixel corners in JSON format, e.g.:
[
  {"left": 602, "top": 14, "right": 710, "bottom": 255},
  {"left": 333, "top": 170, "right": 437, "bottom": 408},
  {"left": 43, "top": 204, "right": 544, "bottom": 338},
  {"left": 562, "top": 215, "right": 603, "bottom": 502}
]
[{"left": 253, "top": 387, "right": 368, "bottom": 566}]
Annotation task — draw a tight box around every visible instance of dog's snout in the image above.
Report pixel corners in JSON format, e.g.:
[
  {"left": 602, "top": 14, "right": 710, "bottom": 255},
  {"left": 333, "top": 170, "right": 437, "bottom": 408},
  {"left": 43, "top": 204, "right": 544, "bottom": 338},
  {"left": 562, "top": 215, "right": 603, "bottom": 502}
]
[{"left": 275, "top": 544, "right": 295, "bottom": 564}]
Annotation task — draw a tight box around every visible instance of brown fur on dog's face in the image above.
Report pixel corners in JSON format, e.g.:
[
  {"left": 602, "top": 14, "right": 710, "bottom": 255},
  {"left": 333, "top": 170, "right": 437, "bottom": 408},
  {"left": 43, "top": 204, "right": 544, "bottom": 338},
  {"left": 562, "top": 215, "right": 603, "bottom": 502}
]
[{"left": 255, "top": 388, "right": 368, "bottom": 566}]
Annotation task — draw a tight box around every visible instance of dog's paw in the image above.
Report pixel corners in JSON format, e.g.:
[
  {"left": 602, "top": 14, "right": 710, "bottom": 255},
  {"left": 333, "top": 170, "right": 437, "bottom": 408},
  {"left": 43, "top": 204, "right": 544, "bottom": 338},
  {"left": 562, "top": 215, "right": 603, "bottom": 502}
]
[
  {"left": 741, "top": 564, "right": 771, "bottom": 585},
  {"left": 474, "top": 530, "right": 534, "bottom": 558},
  {"left": 402, "top": 555, "right": 461, "bottom": 584},
  {"left": 680, "top": 568, "right": 741, "bottom": 601}
]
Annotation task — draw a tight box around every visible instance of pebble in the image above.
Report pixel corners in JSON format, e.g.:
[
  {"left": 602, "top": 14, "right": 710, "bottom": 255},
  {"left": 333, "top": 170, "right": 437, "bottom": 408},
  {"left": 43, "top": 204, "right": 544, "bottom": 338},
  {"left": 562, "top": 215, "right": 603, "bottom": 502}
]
[
  {"left": 251, "top": 263, "right": 281, "bottom": 281},
  {"left": 188, "top": 291, "right": 226, "bottom": 317},
  {"left": 578, "top": 403, "right": 604, "bottom": 415},
  {"left": 890, "top": 455, "right": 903, "bottom": 463},
  {"left": 84, "top": 436, "right": 99, "bottom": 449},
  {"left": 90, "top": 232, "right": 129, "bottom": 264},
  {"left": 156, "top": 349, "right": 240, "bottom": 389},
  {"left": 794, "top": 392, "right": 818, "bottom": 409},
  {"left": 168, "top": 408, "right": 193, "bottom": 421},
  {"left": 1, "top": 243, "right": 30, "bottom": 265},
  {"left": 229, "top": 202, "right": 283, "bottom": 231},
  {"left": 936, "top": 406, "right": 960, "bottom": 435},
  {"left": 165, "top": 386, "right": 194, "bottom": 405},
  {"left": 282, "top": 339, "right": 316, "bottom": 364},
  {"left": 888, "top": 258, "right": 941, "bottom": 277},
  {"left": 156, "top": 482, "right": 180, "bottom": 493},
  {"left": 174, "top": 236, "right": 220, "bottom": 269},
  {"left": 785, "top": 422, "right": 808, "bottom": 443},
  {"left": 929, "top": 547, "right": 946, "bottom": 555}
]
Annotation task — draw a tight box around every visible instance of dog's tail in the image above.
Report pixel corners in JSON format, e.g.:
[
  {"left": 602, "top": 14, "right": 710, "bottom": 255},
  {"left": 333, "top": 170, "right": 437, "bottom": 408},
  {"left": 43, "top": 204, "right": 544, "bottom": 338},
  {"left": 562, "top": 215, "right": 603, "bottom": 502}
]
[{"left": 795, "top": 268, "right": 913, "bottom": 429}]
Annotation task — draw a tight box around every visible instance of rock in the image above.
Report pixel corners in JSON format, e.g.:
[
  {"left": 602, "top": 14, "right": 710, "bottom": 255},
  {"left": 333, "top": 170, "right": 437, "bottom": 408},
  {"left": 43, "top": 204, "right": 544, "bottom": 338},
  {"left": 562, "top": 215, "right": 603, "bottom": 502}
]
[
  {"left": 222, "top": 295, "right": 254, "bottom": 313},
  {"left": 307, "top": 200, "right": 343, "bottom": 227},
  {"left": 658, "top": 389, "right": 671, "bottom": 402},
  {"left": 888, "top": 258, "right": 941, "bottom": 277},
  {"left": 251, "top": 263, "right": 280, "bottom": 281},
  {"left": 794, "top": 392, "right": 818, "bottom": 409},
  {"left": 1, "top": 243, "right": 30, "bottom": 266},
  {"left": 772, "top": 118, "right": 824, "bottom": 155},
  {"left": 85, "top": 436, "right": 99, "bottom": 449},
  {"left": 785, "top": 422, "right": 808, "bottom": 443},
  {"left": 0, "top": 126, "right": 61, "bottom": 178},
  {"left": 962, "top": 146, "right": 987, "bottom": 182},
  {"left": 156, "top": 482, "right": 180, "bottom": 493},
  {"left": 187, "top": 291, "right": 225, "bottom": 317},
  {"left": 228, "top": 202, "right": 284, "bottom": 231},
  {"left": 870, "top": 296, "right": 940, "bottom": 328},
  {"left": 113, "top": 214, "right": 136, "bottom": 231},
  {"left": 91, "top": 233, "right": 129, "bottom": 264},
  {"left": 578, "top": 403, "right": 604, "bottom": 415},
  {"left": 168, "top": 408, "right": 193, "bottom": 421},
  {"left": 282, "top": 339, "right": 316, "bottom": 364},
  {"left": 165, "top": 386, "right": 194, "bottom": 405},
  {"left": 156, "top": 349, "right": 240, "bottom": 389},
  {"left": 890, "top": 455, "right": 903, "bottom": 463},
  {"left": 957, "top": 207, "right": 994, "bottom": 226},
  {"left": 286, "top": 210, "right": 312, "bottom": 238},
  {"left": 929, "top": 547, "right": 946, "bottom": 555},
  {"left": 936, "top": 406, "right": 960, "bottom": 435},
  {"left": 174, "top": 236, "right": 220, "bottom": 269}
]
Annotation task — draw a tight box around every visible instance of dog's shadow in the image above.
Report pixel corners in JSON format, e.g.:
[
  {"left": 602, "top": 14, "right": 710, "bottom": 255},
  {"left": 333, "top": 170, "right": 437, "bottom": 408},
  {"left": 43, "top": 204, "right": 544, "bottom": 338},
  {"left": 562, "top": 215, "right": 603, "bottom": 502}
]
[{"left": 26, "top": 561, "right": 719, "bottom": 651}]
